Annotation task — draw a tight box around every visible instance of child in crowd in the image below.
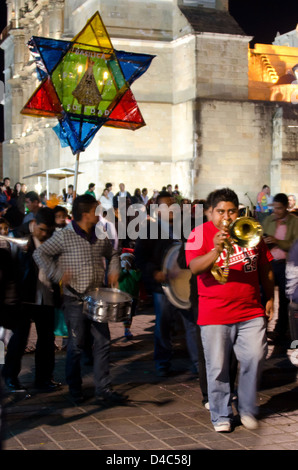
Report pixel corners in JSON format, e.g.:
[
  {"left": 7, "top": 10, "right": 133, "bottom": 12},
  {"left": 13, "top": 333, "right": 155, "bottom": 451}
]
[
  {"left": 0, "top": 217, "right": 9, "bottom": 237},
  {"left": 53, "top": 206, "right": 69, "bottom": 231},
  {"left": 119, "top": 251, "right": 141, "bottom": 340},
  {"left": 0, "top": 217, "right": 19, "bottom": 257}
]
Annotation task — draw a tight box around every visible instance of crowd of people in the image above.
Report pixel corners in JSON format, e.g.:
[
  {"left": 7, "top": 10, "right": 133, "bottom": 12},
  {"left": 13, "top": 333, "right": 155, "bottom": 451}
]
[{"left": 0, "top": 176, "right": 298, "bottom": 435}]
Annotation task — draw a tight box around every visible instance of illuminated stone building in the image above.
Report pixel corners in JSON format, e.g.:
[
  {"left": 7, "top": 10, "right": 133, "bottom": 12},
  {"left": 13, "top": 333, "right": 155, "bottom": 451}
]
[{"left": 1, "top": 0, "right": 298, "bottom": 204}]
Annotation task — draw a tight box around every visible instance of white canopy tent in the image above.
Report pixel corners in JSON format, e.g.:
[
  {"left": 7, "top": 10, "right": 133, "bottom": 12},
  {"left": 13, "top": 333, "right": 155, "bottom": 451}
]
[{"left": 23, "top": 167, "right": 83, "bottom": 199}]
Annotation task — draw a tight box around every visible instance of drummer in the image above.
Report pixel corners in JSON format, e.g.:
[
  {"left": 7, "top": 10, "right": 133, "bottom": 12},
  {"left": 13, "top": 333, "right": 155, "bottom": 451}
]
[
  {"left": 33, "top": 194, "right": 128, "bottom": 405},
  {"left": 134, "top": 191, "right": 199, "bottom": 377}
]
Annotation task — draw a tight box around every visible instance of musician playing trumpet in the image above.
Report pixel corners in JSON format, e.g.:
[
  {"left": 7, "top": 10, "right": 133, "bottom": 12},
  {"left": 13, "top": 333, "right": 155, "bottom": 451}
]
[{"left": 185, "top": 188, "right": 274, "bottom": 433}]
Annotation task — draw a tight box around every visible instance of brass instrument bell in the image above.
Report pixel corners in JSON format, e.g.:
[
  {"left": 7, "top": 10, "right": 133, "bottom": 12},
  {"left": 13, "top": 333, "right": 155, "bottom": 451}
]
[
  {"left": 211, "top": 216, "right": 263, "bottom": 284},
  {"left": 229, "top": 217, "right": 263, "bottom": 248}
]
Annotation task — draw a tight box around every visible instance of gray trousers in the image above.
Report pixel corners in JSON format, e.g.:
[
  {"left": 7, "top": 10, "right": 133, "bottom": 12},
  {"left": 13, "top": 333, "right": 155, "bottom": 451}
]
[{"left": 63, "top": 295, "right": 111, "bottom": 396}]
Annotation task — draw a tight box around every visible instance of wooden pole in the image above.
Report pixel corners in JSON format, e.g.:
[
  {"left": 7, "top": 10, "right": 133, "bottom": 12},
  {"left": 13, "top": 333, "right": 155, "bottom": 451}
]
[
  {"left": 73, "top": 151, "right": 80, "bottom": 200},
  {"left": 46, "top": 171, "right": 49, "bottom": 200}
]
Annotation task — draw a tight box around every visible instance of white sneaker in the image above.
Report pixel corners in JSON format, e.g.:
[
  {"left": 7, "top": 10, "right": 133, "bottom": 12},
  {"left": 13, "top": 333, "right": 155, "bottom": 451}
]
[
  {"left": 213, "top": 422, "right": 231, "bottom": 432},
  {"left": 240, "top": 415, "right": 259, "bottom": 430}
]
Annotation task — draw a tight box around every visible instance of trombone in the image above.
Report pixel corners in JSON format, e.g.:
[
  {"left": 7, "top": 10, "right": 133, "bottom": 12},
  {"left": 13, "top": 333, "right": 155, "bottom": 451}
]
[{"left": 211, "top": 209, "right": 263, "bottom": 284}]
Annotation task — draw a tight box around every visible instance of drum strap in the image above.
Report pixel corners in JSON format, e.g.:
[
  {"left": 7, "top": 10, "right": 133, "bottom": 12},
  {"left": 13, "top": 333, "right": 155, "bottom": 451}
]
[{"left": 65, "top": 284, "right": 85, "bottom": 302}]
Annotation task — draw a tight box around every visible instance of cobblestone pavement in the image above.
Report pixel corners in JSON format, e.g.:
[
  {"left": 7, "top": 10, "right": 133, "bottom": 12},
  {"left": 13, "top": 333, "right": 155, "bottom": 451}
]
[{"left": 1, "top": 302, "right": 298, "bottom": 452}]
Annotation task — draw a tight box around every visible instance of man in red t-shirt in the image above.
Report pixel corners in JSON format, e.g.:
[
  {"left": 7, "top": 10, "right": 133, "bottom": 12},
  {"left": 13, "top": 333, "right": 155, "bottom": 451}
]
[{"left": 186, "top": 188, "right": 274, "bottom": 433}]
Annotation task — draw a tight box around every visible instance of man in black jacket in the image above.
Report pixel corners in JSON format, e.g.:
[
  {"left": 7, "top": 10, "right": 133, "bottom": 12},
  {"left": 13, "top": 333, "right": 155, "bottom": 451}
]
[
  {"left": 2, "top": 207, "right": 60, "bottom": 393},
  {"left": 0, "top": 246, "right": 21, "bottom": 446},
  {"left": 134, "top": 191, "right": 199, "bottom": 377}
]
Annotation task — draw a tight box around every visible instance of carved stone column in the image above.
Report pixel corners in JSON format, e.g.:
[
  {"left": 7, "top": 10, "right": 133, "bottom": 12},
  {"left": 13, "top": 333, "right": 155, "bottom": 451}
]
[
  {"left": 2, "top": 141, "right": 20, "bottom": 183},
  {"left": 9, "top": 28, "right": 26, "bottom": 77},
  {"left": 48, "top": 0, "right": 64, "bottom": 39},
  {"left": 9, "top": 84, "right": 23, "bottom": 139},
  {"left": 40, "top": 4, "right": 49, "bottom": 37}
]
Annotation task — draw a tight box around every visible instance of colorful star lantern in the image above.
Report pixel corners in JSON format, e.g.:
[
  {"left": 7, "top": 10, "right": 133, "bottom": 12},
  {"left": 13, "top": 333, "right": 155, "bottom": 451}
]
[{"left": 21, "top": 11, "right": 155, "bottom": 155}]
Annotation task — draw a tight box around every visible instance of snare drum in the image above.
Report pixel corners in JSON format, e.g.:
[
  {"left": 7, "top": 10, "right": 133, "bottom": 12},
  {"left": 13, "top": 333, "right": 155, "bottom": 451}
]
[{"left": 83, "top": 287, "right": 132, "bottom": 323}]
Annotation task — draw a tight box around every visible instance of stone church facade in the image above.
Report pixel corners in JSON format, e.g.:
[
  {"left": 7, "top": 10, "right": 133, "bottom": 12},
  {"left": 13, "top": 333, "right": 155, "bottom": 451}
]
[{"left": 1, "top": 0, "right": 298, "bottom": 206}]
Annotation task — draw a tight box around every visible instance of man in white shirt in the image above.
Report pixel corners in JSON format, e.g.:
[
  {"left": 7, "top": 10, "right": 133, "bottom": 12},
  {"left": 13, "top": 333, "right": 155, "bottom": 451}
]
[{"left": 113, "top": 183, "right": 132, "bottom": 208}]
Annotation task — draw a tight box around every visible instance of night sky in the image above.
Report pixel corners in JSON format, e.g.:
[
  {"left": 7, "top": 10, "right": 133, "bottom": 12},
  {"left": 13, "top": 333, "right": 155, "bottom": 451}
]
[
  {"left": 0, "top": 0, "right": 297, "bottom": 142},
  {"left": 229, "top": 0, "right": 298, "bottom": 46}
]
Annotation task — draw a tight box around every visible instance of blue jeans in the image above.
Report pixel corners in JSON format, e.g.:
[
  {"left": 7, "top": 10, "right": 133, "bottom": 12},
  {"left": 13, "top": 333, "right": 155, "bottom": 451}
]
[
  {"left": 63, "top": 296, "right": 111, "bottom": 396},
  {"left": 200, "top": 317, "right": 267, "bottom": 426},
  {"left": 153, "top": 292, "right": 199, "bottom": 371}
]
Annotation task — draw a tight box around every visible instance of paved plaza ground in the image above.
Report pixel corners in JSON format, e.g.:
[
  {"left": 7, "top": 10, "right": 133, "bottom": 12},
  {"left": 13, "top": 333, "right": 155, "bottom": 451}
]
[{"left": 1, "top": 299, "right": 298, "bottom": 455}]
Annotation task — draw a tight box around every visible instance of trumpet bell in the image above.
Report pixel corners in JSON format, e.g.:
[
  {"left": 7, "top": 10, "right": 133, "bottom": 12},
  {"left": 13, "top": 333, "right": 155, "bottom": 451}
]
[{"left": 229, "top": 217, "right": 263, "bottom": 248}]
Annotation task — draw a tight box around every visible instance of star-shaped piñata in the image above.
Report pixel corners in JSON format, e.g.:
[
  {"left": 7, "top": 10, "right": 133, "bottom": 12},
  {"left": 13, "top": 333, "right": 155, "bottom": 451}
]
[{"left": 21, "top": 12, "right": 155, "bottom": 154}]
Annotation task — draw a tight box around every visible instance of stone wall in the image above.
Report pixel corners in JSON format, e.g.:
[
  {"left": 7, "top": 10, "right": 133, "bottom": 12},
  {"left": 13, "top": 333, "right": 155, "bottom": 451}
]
[
  {"left": 64, "top": 0, "right": 187, "bottom": 42},
  {"left": 193, "top": 98, "right": 275, "bottom": 206},
  {"left": 195, "top": 33, "right": 250, "bottom": 100},
  {"left": 73, "top": 158, "right": 173, "bottom": 200}
]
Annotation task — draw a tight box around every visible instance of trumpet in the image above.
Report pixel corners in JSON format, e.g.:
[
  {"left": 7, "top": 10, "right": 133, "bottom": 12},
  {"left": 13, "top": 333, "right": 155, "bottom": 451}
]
[
  {"left": 211, "top": 216, "right": 263, "bottom": 284},
  {"left": 0, "top": 235, "right": 29, "bottom": 247}
]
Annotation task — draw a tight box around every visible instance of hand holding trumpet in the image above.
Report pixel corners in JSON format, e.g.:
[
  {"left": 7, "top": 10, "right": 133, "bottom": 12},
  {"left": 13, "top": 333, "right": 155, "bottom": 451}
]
[{"left": 213, "top": 220, "right": 232, "bottom": 254}]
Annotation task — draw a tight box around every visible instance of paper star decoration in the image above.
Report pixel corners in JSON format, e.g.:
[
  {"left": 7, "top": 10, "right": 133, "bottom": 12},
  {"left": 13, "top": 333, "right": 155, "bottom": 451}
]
[{"left": 21, "top": 11, "right": 155, "bottom": 154}]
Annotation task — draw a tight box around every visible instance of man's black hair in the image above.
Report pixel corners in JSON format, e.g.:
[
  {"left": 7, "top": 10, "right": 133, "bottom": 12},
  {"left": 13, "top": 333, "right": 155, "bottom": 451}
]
[
  {"left": 88, "top": 183, "right": 95, "bottom": 190},
  {"left": 25, "top": 191, "right": 40, "bottom": 202},
  {"left": 72, "top": 194, "right": 97, "bottom": 222},
  {"left": 205, "top": 190, "right": 216, "bottom": 210},
  {"left": 273, "top": 193, "right": 288, "bottom": 207},
  {"left": 53, "top": 205, "right": 68, "bottom": 215},
  {"left": 210, "top": 188, "right": 239, "bottom": 209},
  {"left": 35, "top": 207, "right": 55, "bottom": 227},
  {"left": 156, "top": 191, "right": 172, "bottom": 204}
]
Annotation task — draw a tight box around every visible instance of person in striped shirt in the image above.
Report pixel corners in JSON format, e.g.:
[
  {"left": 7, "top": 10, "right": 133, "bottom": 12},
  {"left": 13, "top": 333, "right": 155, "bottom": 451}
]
[{"left": 33, "top": 194, "right": 128, "bottom": 405}]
